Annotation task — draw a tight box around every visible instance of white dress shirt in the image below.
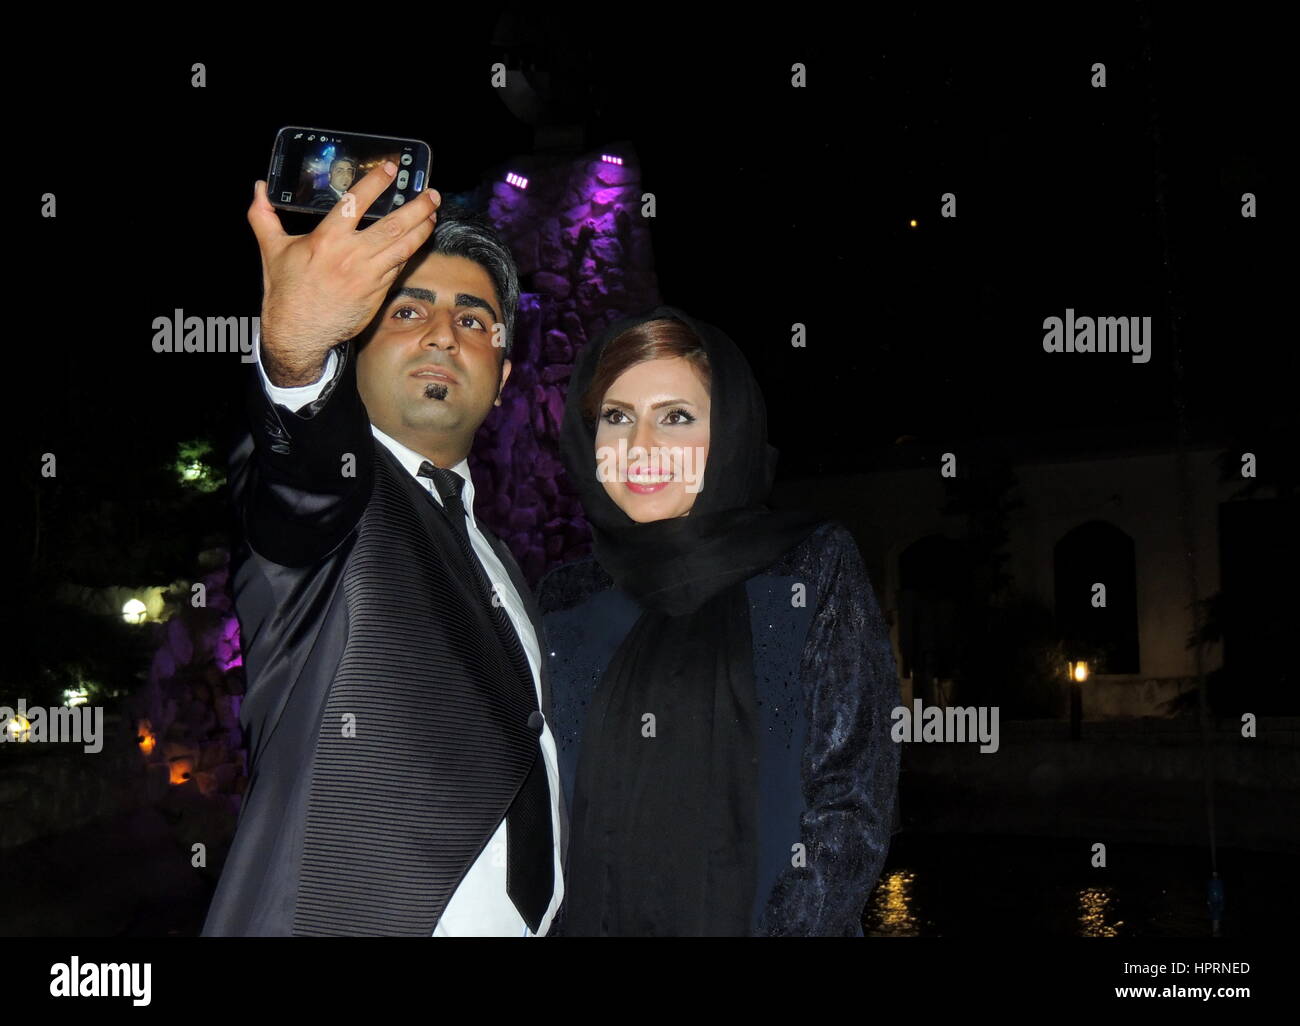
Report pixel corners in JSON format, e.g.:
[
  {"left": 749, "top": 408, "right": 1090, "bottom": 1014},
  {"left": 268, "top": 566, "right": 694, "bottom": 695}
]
[{"left": 254, "top": 333, "right": 564, "bottom": 936}]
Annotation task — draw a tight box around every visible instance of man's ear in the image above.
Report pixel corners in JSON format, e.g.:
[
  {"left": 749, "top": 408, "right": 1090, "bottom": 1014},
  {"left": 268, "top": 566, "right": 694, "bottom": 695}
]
[{"left": 495, "top": 357, "right": 512, "bottom": 404}]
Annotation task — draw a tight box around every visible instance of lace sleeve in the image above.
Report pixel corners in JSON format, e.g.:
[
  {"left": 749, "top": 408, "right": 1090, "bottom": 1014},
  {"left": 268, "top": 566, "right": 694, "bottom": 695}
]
[{"left": 758, "top": 524, "right": 901, "bottom": 935}]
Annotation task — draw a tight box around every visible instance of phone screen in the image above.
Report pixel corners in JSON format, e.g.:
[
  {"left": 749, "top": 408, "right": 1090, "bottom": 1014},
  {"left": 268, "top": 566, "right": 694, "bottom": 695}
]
[{"left": 268, "top": 127, "right": 432, "bottom": 219}]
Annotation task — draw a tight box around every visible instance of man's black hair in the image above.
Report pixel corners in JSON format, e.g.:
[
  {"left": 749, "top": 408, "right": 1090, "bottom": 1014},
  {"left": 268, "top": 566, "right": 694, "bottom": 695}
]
[{"left": 401, "top": 205, "right": 520, "bottom": 359}]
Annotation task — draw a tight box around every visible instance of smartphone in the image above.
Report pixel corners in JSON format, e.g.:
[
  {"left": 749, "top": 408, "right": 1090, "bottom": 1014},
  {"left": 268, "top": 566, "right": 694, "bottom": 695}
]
[{"left": 266, "top": 126, "right": 432, "bottom": 220}]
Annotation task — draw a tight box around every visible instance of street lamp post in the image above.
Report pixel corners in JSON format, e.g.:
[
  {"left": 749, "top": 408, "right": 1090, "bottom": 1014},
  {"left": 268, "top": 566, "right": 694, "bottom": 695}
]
[{"left": 1068, "top": 660, "right": 1089, "bottom": 740}]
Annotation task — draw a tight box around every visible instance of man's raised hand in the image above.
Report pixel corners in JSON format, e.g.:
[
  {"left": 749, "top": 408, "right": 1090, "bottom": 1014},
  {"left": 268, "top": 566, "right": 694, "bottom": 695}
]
[{"left": 248, "top": 161, "right": 441, "bottom": 386}]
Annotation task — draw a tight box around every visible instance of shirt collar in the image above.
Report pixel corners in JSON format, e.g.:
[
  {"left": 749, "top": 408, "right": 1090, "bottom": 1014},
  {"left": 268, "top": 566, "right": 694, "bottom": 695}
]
[{"left": 369, "top": 424, "right": 477, "bottom": 524}]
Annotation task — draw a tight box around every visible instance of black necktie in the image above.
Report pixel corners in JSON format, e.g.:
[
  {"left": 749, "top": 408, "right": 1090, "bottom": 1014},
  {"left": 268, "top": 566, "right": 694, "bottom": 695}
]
[{"left": 417, "top": 461, "right": 554, "bottom": 932}]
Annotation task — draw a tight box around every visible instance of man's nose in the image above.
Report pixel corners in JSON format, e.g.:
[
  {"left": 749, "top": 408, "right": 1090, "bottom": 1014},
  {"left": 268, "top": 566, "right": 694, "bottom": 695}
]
[{"left": 420, "top": 313, "right": 459, "bottom": 350}]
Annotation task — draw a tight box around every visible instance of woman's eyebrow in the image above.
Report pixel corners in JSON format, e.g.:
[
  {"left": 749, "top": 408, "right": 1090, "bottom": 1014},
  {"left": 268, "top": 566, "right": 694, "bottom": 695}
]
[{"left": 602, "top": 398, "right": 697, "bottom": 410}]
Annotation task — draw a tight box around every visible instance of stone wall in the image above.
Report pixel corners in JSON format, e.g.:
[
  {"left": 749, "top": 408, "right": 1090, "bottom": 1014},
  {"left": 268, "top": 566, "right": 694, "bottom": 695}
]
[{"left": 467, "top": 147, "right": 661, "bottom": 584}]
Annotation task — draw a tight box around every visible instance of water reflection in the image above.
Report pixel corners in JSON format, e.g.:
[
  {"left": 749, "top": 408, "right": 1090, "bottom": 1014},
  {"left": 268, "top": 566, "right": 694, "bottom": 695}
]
[
  {"left": 859, "top": 832, "right": 1290, "bottom": 937},
  {"left": 865, "top": 870, "right": 921, "bottom": 936},
  {"left": 1076, "top": 886, "right": 1123, "bottom": 937}
]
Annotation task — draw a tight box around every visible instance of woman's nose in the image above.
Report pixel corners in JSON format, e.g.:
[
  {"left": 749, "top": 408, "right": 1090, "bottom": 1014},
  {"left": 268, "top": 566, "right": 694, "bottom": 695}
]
[{"left": 630, "top": 417, "right": 659, "bottom": 459}]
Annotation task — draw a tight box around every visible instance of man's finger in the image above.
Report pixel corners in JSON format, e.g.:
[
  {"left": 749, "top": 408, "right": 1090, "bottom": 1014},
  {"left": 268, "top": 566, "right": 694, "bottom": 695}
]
[
  {"left": 361, "top": 188, "right": 442, "bottom": 254},
  {"left": 247, "top": 180, "right": 289, "bottom": 250},
  {"left": 319, "top": 161, "right": 402, "bottom": 231},
  {"left": 372, "top": 212, "right": 438, "bottom": 281}
]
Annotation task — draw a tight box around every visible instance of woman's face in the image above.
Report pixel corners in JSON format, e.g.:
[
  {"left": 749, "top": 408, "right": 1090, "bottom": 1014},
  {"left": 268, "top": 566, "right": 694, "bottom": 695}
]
[{"left": 593, "top": 356, "right": 711, "bottom": 522}]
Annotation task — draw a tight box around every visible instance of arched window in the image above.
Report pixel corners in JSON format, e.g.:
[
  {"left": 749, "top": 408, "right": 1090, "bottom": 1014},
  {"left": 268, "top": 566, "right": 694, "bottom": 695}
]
[{"left": 1053, "top": 520, "right": 1140, "bottom": 674}]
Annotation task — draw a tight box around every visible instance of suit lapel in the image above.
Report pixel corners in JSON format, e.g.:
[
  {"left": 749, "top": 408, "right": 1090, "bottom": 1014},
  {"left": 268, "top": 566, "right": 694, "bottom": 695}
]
[{"left": 378, "top": 442, "right": 537, "bottom": 713}]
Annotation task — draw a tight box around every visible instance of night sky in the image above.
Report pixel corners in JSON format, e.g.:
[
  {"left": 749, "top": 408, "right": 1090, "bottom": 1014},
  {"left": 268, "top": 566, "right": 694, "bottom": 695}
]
[{"left": 18, "top": 8, "right": 1286, "bottom": 533}]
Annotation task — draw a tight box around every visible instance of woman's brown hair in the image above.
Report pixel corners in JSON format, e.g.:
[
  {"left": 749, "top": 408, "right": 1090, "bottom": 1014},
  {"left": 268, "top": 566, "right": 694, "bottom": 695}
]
[{"left": 580, "top": 318, "right": 711, "bottom": 423}]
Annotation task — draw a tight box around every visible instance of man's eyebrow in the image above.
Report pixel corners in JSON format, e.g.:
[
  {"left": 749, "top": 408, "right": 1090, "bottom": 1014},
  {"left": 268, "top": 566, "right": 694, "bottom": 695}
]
[
  {"left": 393, "top": 287, "right": 499, "bottom": 325},
  {"left": 601, "top": 398, "right": 698, "bottom": 410}
]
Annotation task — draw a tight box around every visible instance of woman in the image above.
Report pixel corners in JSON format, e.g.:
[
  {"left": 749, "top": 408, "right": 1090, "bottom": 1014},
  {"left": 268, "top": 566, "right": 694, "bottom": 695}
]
[{"left": 538, "top": 305, "right": 900, "bottom": 936}]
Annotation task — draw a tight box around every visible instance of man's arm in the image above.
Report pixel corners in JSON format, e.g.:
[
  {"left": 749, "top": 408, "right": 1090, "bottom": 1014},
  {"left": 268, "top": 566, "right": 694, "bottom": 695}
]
[
  {"left": 238, "top": 163, "right": 441, "bottom": 565},
  {"left": 240, "top": 331, "right": 372, "bottom": 566},
  {"left": 256, "top": 328, "right": 338, "bottom": 410},
  {"left": 758, "top": 524, "right": 902, "bottom": 936}
]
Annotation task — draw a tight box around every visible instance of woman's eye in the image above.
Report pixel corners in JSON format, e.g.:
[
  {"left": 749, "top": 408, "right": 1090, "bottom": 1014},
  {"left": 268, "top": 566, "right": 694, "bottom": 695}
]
[
  {"left": 601, "top": 408, "right": 628, "bottom": 425},
  {"left": 663, "top": 408, "right": 695, "bottom": 425}
]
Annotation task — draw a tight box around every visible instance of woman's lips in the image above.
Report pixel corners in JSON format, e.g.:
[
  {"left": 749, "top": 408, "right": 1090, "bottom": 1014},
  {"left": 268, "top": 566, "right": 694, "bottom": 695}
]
[{"left": 625, "top": 476, "right": 672, "bottom": 494}]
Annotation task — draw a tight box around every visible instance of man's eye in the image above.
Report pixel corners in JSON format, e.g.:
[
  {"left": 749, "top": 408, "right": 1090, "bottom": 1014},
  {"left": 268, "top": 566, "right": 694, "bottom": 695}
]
[
  {"left": 393, "top": 305, "right": 419, "bottom": 319},
  {"left": 459, "top": 314, "right": 486, "bottom": 330}
]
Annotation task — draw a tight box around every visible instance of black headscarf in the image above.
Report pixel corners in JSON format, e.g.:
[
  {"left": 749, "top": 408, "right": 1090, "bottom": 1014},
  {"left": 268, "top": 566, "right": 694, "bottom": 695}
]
[{"left": 557, "top": 305, "right": 825, "bottom": 935}]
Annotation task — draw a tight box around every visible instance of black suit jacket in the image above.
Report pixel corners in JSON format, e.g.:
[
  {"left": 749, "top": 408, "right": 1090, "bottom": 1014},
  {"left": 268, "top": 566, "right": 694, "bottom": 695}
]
[
  {"left": 201, "top": 340, "right": 566, "bottom": 936},
  {"left": 307, "top": 187, "right": 344, "bottom": 210}
]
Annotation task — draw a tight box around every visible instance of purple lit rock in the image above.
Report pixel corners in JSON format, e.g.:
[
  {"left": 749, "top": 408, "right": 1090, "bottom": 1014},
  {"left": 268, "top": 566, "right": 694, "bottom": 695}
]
[
  {"left": 561, "top": 311, "right": 588, "bottom": 346},
  {"left": 589, "top": 187, "right": 639, "bottom": 215},
  {"left": 540, "top": 220, "right": 566, "bottom": 267},
  {"left": 543, "top": 330, "right": 572, "bottom": 364},
  {"left": 461, "top": 146, "right": 661, "bottom": 586},
  {"left": 589, "top": 235, "right": 625, "bottom": 266},
  {"left": 543, "top": 385, "right": 567, "bottom": 433},
  {"left": 576, "top": 278, "right": 612, "bottom": 315},
  {"left": 560, "top": 202, "right": 592, "bottom": 226},
  {"left": 593, "top": 160, "right": 638, "bottom": 186},
  {"left": 513, "top": 229, "right": 540, "bottom": 276},
  {"left": 532, "top": 271, "right": 571, "bottom": 300},
  {"left": 586, "top": 211, "right": 620, "bottom": 236},
  {"left": 491, "top": 180, "right": 527, "bottom": 205}
]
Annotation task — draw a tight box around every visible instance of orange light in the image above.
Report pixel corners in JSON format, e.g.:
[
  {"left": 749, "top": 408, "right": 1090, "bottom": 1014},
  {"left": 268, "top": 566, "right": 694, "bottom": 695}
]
[
  {"left": 136, "top": 719, "right": 156, "bottom": 755},
  {"left": 909, "top": 219, "right": 918, "bottom": 228},
  {"left": 169, "top": 757, "right": 194, "bottom": 785}
]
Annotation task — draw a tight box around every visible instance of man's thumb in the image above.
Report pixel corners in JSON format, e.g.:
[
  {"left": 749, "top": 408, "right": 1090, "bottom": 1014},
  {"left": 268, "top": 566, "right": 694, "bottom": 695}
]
[{"left": 247, "top": 180, "right": 286, "bottom": 246}]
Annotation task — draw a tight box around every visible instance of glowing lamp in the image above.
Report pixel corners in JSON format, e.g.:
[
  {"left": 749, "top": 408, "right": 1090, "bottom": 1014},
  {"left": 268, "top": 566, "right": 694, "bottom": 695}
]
[{"left": 169, "top": 757, "right": 195, "bottom": 786}]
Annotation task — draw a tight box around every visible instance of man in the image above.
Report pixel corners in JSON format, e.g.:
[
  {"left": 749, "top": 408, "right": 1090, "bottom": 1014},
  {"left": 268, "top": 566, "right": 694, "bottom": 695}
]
[
  {"left": 307, "top": 155, "right": 358, "bottom": 209},
  {"left": 201, "top": 161, "right": 565, "bottom": 936}
]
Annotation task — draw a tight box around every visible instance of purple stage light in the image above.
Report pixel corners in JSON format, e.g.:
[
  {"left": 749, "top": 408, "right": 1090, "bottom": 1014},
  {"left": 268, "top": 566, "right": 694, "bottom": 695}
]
[
  {"left": 600, "top": 154, "right": 623, "bottom": 165},
  {"left": 505, "top": 171, "right": 529, "bottom": 189}
]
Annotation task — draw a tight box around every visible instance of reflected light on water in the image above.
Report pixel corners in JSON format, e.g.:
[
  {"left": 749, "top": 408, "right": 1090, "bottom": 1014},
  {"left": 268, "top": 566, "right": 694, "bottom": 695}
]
[
  {"left": 1077, "top": 886, "right": 1123, "bottom": 937},
  {"left": 866, "top": 870, "right": 920, "bottom": 936}
]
